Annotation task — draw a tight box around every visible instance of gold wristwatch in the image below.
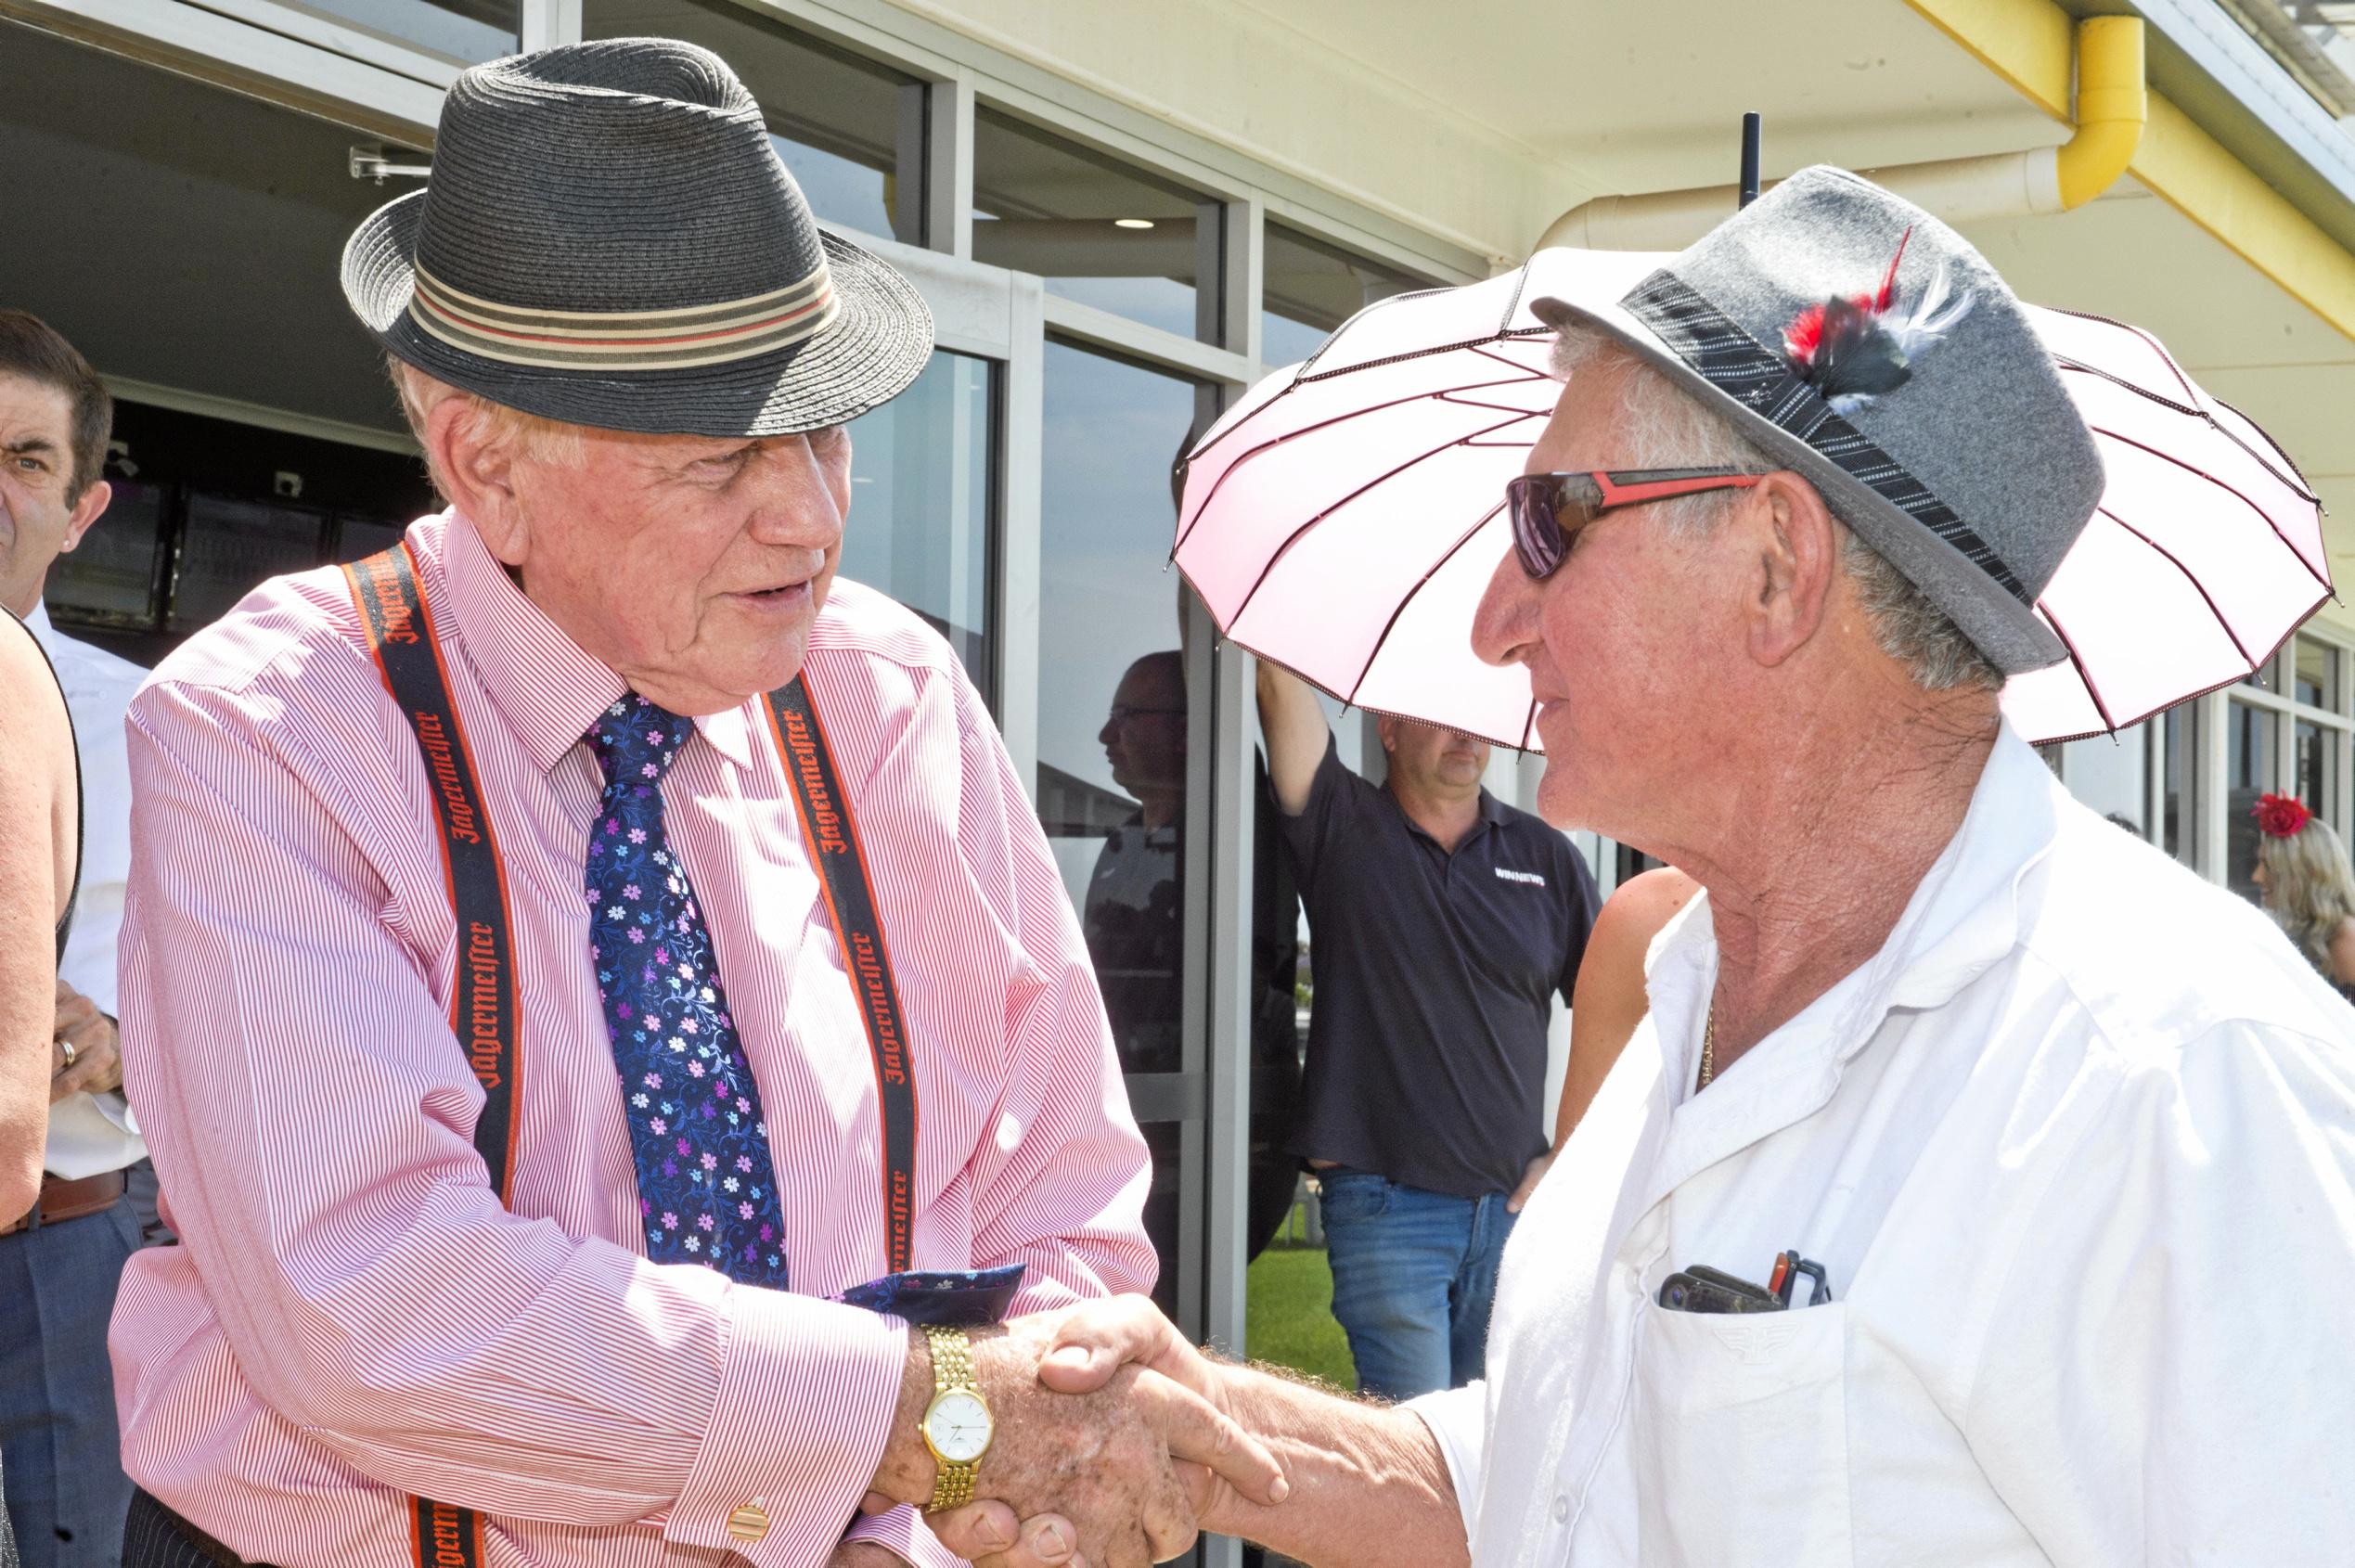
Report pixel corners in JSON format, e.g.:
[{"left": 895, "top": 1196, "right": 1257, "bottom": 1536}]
[{"left": 920, "top": 1325, "right": 996, "bottom": 1510}]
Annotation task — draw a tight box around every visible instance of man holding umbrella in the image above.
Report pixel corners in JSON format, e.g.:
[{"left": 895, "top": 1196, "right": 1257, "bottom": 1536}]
[
  {"left": 933, "top": 167, "right": 2355, "bottom": 1564},
  {"left": 107, "top": 38, "right": 1284, "bottom": 1568}
]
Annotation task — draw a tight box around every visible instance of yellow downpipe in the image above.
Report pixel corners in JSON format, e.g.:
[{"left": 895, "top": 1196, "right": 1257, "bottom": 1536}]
[{"left": 2054, "top": 16, "right": 2145, "bottom": 209}]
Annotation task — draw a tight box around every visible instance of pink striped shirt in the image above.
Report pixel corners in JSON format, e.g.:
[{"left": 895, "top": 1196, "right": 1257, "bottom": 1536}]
[{"left": 109, "top": 511, "right": 1153, "bottom": 1568}]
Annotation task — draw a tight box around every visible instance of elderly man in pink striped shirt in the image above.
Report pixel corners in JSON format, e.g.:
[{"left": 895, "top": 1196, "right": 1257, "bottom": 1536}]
[{"left": 107, "top": 40, "right": 1282, "bottom": 1568}]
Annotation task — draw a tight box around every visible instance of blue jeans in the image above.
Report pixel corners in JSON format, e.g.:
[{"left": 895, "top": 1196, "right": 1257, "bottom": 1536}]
[
  {"left": 0, "top": 1199, "right": 140, "bottom": 1568},
  {"left": 1318, "top": 1167, "right": 1517, "bottom": 1401}
]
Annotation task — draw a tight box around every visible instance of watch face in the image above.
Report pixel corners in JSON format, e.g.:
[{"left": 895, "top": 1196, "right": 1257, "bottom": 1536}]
[{"left": 926, "top": 1391, "right": 992, "bottom": 1464}]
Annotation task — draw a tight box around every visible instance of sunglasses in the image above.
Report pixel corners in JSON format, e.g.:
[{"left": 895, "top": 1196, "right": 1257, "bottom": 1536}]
[{"left": 1505, "top": 468, "right": 1767, "bottom": 581}]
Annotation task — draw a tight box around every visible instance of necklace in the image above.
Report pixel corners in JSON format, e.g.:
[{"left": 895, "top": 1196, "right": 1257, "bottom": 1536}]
[{"left": 1698, "top": 1000, "right": 1717, "bottom": 1091}]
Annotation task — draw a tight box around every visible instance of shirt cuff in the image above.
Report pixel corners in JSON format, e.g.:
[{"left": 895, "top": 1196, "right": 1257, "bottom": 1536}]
[
  {"left": 846, "top": 1505, "right": 967, "bottom": 1568},
  {"left": 1405, "top": 1381, "right": 1486, "bottom": 1547},
  {"left": 670, "top": 1283, "right": 911, "bottom": 1565}
]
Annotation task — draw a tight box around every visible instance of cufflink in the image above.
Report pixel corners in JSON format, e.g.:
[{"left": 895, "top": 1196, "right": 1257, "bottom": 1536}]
[{"left": 727, "top": 1501, "right": 771, "bottom": 1542}]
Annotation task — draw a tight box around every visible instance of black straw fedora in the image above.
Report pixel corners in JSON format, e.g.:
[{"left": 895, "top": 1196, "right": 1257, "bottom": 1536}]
[{"left": 342, "top": 37, "right": 933, "bottom": 438}]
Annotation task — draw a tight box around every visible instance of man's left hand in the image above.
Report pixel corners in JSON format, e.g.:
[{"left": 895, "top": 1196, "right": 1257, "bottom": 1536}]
[
  {"left": 1506, "top": 1150, "right": 1552, "bottom": 1213},
  {"left": 52, "top": 979, "right": 122, "bottom": 1100}
]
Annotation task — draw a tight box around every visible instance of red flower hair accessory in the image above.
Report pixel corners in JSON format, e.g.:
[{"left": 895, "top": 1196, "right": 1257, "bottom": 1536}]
[{"left": 2253, "top": 792, "right": 2312, "bottom": 839}]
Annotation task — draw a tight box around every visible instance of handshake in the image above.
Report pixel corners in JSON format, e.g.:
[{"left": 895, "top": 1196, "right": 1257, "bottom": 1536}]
[{"left": 859, "top": 1297, "right": 1290, "bottom": 1568}]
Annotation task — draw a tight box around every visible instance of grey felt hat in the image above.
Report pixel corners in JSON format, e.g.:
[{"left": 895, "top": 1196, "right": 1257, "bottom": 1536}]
[
  {"left": 341, "top": 38, "right": 932, "bottom": 438},
  {"left": 1531, "top": 164, "right": 2104, "bottom": 675}
]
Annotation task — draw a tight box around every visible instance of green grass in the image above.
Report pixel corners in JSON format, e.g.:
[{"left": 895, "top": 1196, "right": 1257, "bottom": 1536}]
[{"left": 1245, "top": 1233, "right": 1357, "bottom": 1392}]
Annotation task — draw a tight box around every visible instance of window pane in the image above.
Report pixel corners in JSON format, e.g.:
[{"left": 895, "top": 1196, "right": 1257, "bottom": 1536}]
[
  {"left": 1036, "top": 342, "right": 1205, "bottom": 1309},
  {"left": 1038, "top": 340, "right": 1198, "bottom": 1068},
  {"left": 973, "top": 110, "right": 1213, "bottom": 340},
  {"left": 838, "top": 351, "right": 996, "bottom": 703},
  {"left": 289, "top": 0, "right": 518, "bottom": 62},
  {"left": 168, "top": 494, "right": 327, "bottom": 631},
  {"left": 2296, "top": 636, "right": 2336, "bottom": 711},
  {"left": 47, "top": 480, "right": 166, "bottom": 627},
  {"left": 2162, "top": 709, "right": 2189, "bottom": 858},
  {"left": 2297, "top": 718, "right": 2337, "bottom": 825},
  {"left": 584, "top": 0, "right": 918, "bottom": 242},
  {"left": 2226, "top": 697, "right": 2276, "bottom": 902},
  {"left": 2062, "top": 728, "right": 2146, "bottom": 833},
  {"left": 1261, "top": 222, "right": 1431, "bottom": 367}
]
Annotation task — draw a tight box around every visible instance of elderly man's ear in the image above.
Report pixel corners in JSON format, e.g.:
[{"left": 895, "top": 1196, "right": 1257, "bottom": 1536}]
[
  {"left": 421, "top": 398, "right": 532, "bottom": 568},
  {"left": 1739, "top": 473, "right": 1842, "bottom": 671}
]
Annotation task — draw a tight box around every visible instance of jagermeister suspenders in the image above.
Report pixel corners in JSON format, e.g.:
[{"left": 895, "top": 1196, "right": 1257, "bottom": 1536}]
[{"left": 341, "top": 544, "right": 921, "bottom": 1568}]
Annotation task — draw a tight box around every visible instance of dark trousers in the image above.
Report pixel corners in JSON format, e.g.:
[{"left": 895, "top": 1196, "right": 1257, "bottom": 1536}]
[
  {"left": 0, "top": 1201, "right": 140, "bottom": 1568},
  {"left": 121, "top": 1493, "right": 255, "bottom": 1568}
]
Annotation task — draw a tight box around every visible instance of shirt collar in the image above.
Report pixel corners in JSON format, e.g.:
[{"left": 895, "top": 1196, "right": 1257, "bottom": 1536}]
[
  {"left": 434, "top": 511, "right": 757, "bottom": 777},
  {"left": 23, "top": 599, "right": 51, "bottom": 638}
]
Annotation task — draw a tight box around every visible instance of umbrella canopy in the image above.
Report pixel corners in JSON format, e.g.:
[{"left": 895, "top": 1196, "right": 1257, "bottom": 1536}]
[{"left": 1175, "top": 247, "right": 2331, "bottom": 750}]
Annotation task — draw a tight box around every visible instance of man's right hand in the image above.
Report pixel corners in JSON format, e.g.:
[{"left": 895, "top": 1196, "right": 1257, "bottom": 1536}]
[
  {"left": 927, "top": 1299, "right": 1251, "bottom": 1568},
  {"left": 867, "top": 1307, "right": 1286, "bottom": 1568}
]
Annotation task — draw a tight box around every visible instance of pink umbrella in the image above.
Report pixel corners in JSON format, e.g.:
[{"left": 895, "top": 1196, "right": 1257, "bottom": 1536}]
[{"left": 1175, "top": 247, "right": 2331, "bottom": 750}]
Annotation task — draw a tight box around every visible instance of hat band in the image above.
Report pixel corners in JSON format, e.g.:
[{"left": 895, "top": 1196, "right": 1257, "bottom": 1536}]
[
  {"left": 406, "top": 262, "right": 838, "bottom": 373},
  {"left": 1620, "top": 269, "right": 2030, "bottom": 605}
]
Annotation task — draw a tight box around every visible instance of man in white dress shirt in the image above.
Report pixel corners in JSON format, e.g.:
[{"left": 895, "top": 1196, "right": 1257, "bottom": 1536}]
[
  {"left": 930, "top": 169, "right": 2355, "bottom": 1567},
  {"left": 0, "top": 308, "right": 148, "bottom": 1568}
]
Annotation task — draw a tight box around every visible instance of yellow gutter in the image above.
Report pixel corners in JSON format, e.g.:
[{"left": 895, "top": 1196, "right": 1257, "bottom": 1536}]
[{"left": 1903, "top": 0, "right": 2355, "bottom": 343}]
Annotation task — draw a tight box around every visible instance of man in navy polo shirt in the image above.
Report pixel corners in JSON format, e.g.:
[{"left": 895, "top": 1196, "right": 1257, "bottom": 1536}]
[{"left": 1258, "top": 662, "right": 1597, "bottom": 1399}]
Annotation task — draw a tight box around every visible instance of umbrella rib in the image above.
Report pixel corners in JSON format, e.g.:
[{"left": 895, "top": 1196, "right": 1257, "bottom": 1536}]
[
  {"left": 1175, "top": 367, "right": 1548, "bottom": 556},
  {"left": 2091, "top": 505, "right": 2258, "bottom": 670},
  {"left": 1343, "top": 497, "right": 1509, "bottom": 707},
  {"left": 2037, "top": 601, "right": 2119, "bottom": 735},
  {"left": 1221, "top": 413, "right": 1537, "bottom": 634},
  {"left": 2087, "top": 423, "right": 2336, "bottom": 595},
  {"left": 1165, "top": 551, "right": 1533, "bottom": 750},
  {"left": 2059, "top": 362, "right": 2319, "bottom": 504},
  {"left": 2023, "top": 586, "right": 2334, "bottom": 744},
  {"left": 2044, "top": 308, "right": 2203, "bottom": 405}
]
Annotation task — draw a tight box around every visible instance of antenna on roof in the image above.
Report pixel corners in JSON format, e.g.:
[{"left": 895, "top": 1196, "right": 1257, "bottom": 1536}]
[{"left": 1739, "top": 113, "right": 1763, "bottom": 208}]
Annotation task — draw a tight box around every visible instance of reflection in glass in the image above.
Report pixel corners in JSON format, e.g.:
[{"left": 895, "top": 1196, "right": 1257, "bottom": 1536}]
[
  {"left": 840, "top": 352, "right": 996, "bottom": 700},
  {"left": 290, "top": 0, "right": 518, "bottom": 62},
  {"left": 48, "top": 481, "right": 165, "bottom": 626},
  {"left": 1037, "top": 342, "right": 1301, "bottom": 1305},
  {"left": 1261, "top": 222, "right": 1431, "bottom": 367},
  {"left": 2226, "top": 697, "right": 2275, "bottom": 901},
  {"left": 168, "top": 495, "right": 328, "bottom": 631},
  {"left": 973, "top": 111, "right": 1212, "bottom": 339},
  {"left": 2061, "top": 729, "right": 2145, "bottom": 832},
  {"left": 584, "top": 0, "right": 918, "bottom": 241}
]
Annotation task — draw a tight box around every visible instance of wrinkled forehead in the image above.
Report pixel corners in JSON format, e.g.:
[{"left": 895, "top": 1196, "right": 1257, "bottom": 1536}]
[{"left": 0, "top": 371, "right": 75, "bottom": 446}]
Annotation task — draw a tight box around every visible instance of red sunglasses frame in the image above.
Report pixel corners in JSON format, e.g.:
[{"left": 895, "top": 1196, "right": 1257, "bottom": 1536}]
[{"left": 1505, "top": 468, "right": 1767, "bottom": 581}]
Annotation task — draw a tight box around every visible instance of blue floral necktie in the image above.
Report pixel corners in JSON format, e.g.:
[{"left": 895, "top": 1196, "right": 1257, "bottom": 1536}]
[{"left": 585, "top": 694, "right": 790, "bottom": 1288}]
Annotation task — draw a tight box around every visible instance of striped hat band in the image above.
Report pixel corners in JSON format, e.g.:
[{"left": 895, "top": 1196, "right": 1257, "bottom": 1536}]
[{"left": 405, "top": 262, "right": 838, "bottom": 372}]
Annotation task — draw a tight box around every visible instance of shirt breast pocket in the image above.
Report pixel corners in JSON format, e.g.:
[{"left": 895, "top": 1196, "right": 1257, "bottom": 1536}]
[{"left": 1628, "top": 1300, "right": 1852, "bottom": 1566}]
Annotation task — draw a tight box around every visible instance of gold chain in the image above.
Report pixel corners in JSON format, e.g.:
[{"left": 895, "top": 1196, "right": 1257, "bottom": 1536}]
[{"left": 1697, "top": 999, "right": 1717, "bottom": 1091}]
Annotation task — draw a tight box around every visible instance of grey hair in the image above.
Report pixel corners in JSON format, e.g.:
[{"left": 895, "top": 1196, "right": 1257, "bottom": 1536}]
[
  {"left": 387, "top": 357, "right": 586, "bottom": 500},
  {"left": 1550, "top": 328, "right": 2001, "bottom": 694}
]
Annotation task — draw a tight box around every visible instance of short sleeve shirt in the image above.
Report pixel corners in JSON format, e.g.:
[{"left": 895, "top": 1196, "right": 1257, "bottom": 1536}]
[{"left": 1280, "top": 734, "right": 1598, "bottom": 1198}]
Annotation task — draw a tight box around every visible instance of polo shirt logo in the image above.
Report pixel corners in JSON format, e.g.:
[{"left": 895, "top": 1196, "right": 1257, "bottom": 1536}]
[{"left": 1494, "top": 868, "right": 1547, "bottom": 887}]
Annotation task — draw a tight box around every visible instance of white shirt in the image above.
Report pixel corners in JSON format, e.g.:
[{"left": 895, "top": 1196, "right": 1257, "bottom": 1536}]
[
  {"left": 1412, "top": 726, "right": 2355, "bottom": 1566},
  {"left": 28, "top": 599, "right": 148, "bottom": 1179}
]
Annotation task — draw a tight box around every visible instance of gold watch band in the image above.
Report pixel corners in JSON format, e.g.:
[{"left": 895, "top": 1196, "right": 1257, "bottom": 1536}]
[{"left": 925, "top": 1327, "right": 980, "bottom": 1511}]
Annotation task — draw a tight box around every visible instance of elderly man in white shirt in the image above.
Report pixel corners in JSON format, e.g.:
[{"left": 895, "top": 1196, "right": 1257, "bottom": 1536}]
[{"left": 929, "top": 168, "right": 2355, "bottom": 1568}]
